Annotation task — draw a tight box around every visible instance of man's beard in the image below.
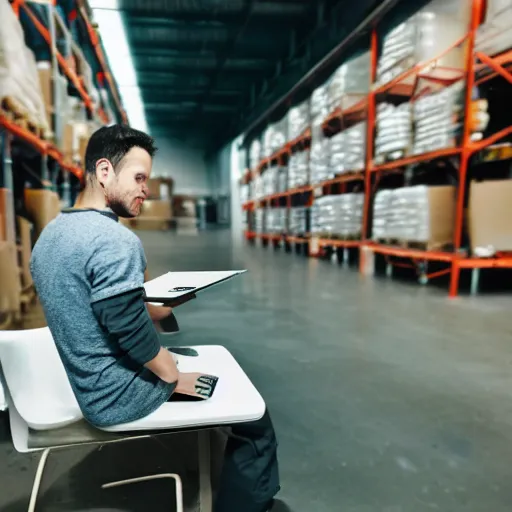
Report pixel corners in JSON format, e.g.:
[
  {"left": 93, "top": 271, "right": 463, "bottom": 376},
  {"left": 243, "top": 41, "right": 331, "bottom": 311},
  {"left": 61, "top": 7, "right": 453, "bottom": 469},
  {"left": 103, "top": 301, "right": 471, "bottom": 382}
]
[{"left": 107, "top": 195, "right": 135, "bottom": 218}]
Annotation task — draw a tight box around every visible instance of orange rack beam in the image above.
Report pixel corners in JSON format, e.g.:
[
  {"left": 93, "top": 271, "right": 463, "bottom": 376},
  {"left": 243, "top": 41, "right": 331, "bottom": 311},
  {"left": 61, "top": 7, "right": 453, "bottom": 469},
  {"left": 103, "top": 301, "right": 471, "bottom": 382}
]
[
  {"left": 372, "top": 148, "right": 462, "bottom": 172},
  {"left": 17, "top": 1, "right": 109, "bottom": 124},
  {"left": 365, "top": 243, "right": 458, "bottom": 263},
  {"left": 242, "top": 0, "right": 512, "bottom": 297},
  {"left": 317, "top": 239, "right": 362, "bottom": 249},
  {"left": 0, "top": 115, "right": 83, "bottom": 180}
]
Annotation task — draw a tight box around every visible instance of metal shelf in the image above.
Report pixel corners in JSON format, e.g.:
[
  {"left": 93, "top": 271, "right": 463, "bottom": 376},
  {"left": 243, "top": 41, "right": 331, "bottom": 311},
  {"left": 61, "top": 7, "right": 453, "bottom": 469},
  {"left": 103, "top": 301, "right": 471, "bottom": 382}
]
[{"left": 241, "top": 0, "right": 512, "bottom": 297}]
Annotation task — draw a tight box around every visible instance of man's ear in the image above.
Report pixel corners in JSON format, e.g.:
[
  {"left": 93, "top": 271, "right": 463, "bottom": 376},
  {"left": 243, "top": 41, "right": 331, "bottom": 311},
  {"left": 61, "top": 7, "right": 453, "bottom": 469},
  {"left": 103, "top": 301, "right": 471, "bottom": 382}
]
[{"left": 95, "top": 158, "right": 113, "bottom": 187}]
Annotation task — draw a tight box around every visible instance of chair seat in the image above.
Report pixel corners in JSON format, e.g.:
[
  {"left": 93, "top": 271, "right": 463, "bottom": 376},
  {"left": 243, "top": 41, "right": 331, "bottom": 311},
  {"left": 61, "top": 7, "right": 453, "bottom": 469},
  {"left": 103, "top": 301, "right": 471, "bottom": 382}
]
[{"left": 101, "top": 345, "right": 266, "bottom": 432}]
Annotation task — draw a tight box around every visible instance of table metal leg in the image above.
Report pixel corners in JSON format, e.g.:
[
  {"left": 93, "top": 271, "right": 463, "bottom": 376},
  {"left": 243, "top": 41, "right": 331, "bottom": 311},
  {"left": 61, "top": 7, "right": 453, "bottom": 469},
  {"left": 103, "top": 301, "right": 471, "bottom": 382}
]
[
  {"left": 470, "top": 268, "right": 480, "bottom": 296},
  {"left": 198, "top": 430, "right": 212, "bottom": 512}
]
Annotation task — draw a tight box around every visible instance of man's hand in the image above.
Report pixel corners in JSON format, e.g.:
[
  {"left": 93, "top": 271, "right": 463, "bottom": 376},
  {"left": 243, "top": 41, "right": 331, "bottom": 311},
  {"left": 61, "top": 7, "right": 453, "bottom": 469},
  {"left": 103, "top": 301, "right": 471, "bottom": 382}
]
[
  {"left": 161, "top": 293, "right": 197, "bottom": 309},
  {"left": 175, "top": 372, "right": 219, "bottom": 399},
  {"left": 146, "top": 303, "right": 173, "bottom": 323}
]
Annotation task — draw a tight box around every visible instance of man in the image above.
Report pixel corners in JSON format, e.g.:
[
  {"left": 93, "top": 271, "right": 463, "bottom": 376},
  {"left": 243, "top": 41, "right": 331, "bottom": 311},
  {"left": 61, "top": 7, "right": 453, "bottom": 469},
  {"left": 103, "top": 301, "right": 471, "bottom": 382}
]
[{"left": 31, "top": 124, "right": 281, "bottom": 512}]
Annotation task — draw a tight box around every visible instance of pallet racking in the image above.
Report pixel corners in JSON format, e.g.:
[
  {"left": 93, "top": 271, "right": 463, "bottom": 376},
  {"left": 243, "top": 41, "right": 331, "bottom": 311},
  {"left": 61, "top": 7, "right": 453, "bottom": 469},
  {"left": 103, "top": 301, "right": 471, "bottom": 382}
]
[
  {"left": 241, "top": 0, "right": 512, "bottom": 297},
  {"left": 1, "top": 0, "right": 126, "bottom": 195}
]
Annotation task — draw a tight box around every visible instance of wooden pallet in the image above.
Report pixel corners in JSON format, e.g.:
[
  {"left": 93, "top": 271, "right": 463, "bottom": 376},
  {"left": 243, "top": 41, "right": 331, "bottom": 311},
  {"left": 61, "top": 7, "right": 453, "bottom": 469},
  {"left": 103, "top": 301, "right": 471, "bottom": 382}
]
[
  {"left": 315, "top": 233, "right": 361, "bottom": 241},
  {"left": 1, "top": 96, "right": 46, "bottom": 139},
  {"left": 376, "top": 238, "right": 453, "bottom": 252}
]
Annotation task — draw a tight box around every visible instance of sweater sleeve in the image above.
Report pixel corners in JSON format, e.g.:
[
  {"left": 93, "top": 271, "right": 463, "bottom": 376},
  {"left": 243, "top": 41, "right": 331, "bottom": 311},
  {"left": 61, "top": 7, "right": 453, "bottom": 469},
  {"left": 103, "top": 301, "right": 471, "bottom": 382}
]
[{"left": 92, "top": 288, "right": 162, "bottom": 367}]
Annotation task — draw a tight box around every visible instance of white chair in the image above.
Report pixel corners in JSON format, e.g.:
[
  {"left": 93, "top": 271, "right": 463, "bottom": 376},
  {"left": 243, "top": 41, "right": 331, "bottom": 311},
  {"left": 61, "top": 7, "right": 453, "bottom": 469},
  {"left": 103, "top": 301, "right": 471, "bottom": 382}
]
[{"left": 0, "top": 327, "right": 266, "bottom": 512}]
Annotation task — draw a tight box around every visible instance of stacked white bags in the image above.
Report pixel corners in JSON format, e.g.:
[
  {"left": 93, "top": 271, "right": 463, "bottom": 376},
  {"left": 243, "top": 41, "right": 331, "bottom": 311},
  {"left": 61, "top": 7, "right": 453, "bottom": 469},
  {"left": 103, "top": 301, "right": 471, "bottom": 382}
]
[
  {"left": 254, "top": 208, "right": 265, "bottom": 233},
  {"left": 328, "top": 52, "right": 370, "bottom": 113},
  {"left": 288, "top": 151, "right": 310, "bottom": 189},
  {"left": 288, "top": 207, "right": 307, "bottom": 235},
  {"left": 287, "top": 99, "right": 310, "bottom": 142},
  {"left": 374, "top": 103, "right": 412, "bottom": 162},
  {"left": 0, "top": 0, "right": 50, "bottom": 135},
  {"left": 372, "top": 185, "right": 455, "bottom": 247},
  {"left": 249, "top": 139, "right": 261, "bottom": 170},
  {"left": 266, "top": 208, "right": 287, "bottom": 234},
  {"left": 413, "top": 82, "right": 464, "bottom": 154},
  {"left": 311, "top": 194, "right": 364, "bottom": 238},
  {"left": 309, "top": 114, "right": 330, "bottom": 184}
]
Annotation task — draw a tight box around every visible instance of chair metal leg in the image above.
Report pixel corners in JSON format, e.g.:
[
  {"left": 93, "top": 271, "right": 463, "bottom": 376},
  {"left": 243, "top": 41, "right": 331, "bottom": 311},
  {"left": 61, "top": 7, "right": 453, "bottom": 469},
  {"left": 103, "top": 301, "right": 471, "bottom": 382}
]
[
  {"left": 198, "top": 430, "right": 212, "bottom": 512},
  {"left": 102, "top": 473, "right": 183, "bottom": 512},
  {"left": 28, "top": 448, "right": 50, "bottom": 512}
]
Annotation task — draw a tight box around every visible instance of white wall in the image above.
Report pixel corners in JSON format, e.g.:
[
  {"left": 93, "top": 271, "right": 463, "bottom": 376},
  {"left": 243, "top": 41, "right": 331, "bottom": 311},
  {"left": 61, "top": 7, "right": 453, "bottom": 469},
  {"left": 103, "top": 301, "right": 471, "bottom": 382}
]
[{"left": 151, "top": 138, "right": 210, "bottom": 196}]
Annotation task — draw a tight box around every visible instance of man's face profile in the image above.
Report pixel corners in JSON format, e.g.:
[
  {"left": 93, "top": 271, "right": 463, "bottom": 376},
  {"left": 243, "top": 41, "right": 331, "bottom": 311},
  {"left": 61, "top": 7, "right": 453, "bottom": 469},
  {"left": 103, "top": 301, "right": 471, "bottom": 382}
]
[{"left": 97, "top": 147, "right": 152, "bottom": 218}]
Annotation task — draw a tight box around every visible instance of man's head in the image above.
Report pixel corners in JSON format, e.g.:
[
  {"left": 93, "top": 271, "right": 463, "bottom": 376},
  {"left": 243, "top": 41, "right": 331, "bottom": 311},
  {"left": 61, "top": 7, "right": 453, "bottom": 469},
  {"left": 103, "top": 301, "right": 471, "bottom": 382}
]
[{"left": 84, "top": 124, "right": 157, "bottom": 218}]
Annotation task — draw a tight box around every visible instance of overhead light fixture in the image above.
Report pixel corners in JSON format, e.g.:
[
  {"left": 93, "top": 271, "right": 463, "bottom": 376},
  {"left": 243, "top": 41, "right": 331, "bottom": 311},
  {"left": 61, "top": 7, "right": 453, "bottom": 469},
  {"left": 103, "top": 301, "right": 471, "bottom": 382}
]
[{"left": 91, "top": 3, "right": 148, "bottom": 133}]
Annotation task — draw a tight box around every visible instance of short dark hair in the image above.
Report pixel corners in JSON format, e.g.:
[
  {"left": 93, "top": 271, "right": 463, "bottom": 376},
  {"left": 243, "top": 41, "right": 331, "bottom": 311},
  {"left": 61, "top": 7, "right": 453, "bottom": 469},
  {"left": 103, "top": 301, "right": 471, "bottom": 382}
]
[{"left": 84, "top": 124, "right": 157, "bottom": 178}]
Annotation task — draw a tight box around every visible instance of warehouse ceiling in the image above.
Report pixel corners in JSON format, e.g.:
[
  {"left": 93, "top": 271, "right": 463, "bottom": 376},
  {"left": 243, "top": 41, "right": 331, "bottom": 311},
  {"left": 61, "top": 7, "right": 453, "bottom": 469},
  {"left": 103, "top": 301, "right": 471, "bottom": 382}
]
[{"left": 114, "top": 0, "right": 419, "bottom": 152}]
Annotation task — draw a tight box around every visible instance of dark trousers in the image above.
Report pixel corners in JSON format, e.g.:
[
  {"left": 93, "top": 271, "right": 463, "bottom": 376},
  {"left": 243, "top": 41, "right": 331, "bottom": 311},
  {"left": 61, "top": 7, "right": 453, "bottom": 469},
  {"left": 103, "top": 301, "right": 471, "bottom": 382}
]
[{"left": 215, "top": 409, "right": 280, "bottom": 512}]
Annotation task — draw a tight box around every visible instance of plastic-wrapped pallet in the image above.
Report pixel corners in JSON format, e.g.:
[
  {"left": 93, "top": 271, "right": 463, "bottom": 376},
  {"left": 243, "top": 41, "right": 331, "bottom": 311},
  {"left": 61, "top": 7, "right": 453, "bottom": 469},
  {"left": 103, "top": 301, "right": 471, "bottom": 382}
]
[
  {"left": 310, "top": 115, "right": 330, "bottom": 184},
  {"left": 240, "top": 185, "right": 250, "bottom": 205},
  {"left": 376, "top": 0, "right": 470, "bottom": 87},
  {"left": 0, "top": 0, "right": 50, "bottom": 134},
  {"left": 262, "top": 125, "right": 276, "bottom": 159},
  {"left": 344, "top": 122, "right": 367, "bottom": 171},
  {"left": 272, "top": 117, "right": 287, "bottom": 153},
  {"left": 277, "top": 166, "right": 288, "bottom": 193},
  {"left": 327, "top": 51, "right": 370, "bottom": 112},
  {"left": 329, "top": 132, "right": 346, "bottom": 176},
  {"left": 372, "top": 190, "right": 392, "bottom": 240},
  {"left": 288, "top": 151, "right": 310, "bottom": 189},
  {"left": 249, "top": 139, "right": 261, "bottom": 170},
  {"left": 267, "top": 208, "right": 287, "bottom": 234},
  {"left": 373, "top": 185, "right": 455, "bottom": 248},
  {"left": 310, "top": 80, "right": 330, "bottom": 119},
  {"left": 413, "top": 82, "right": 464, "bottom": 155},
  {"left": 476, "top": 1, "right": 512, "bottom": 61},
  {"left": 374, "top": 103, "right": 412, "bottom": 162},
  {"left": 311, "top": 194, "right": 364, "bottom": 238},
  {"left": 262, "top": 167, "right": 279, "bottom": 197},
  {"left": 288, "top": 207, "right": 307, "bottom": 235},
  {"left": 287, "top": 99, "right": 310, "bottom": 142},
  {"left": 254, "top": 208, "right": 265, "bottom": 233},
  {"left": 253, "top": 174, "right": 264, "bottom": 200}
]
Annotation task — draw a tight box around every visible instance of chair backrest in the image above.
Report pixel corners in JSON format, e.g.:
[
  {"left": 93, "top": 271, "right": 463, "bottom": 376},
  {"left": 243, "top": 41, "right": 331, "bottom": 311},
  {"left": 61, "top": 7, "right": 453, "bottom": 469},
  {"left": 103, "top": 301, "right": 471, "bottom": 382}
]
[{"left": 0, "top": 327, "right": 82, "bottom": 430}]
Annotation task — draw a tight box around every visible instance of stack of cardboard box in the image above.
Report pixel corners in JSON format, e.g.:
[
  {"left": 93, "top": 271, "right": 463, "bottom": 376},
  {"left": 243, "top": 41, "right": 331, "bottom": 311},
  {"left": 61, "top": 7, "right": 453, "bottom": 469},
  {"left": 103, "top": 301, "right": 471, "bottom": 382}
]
[
  {"left": 24, "top": 189, "right": 61, "bottom": 239},
  {"left": 130, "top": 177, "right": 174, "bottom": 231},
  {"left": 173, "top": 195, "right": 198, "bottom": 234},
  {"left": 0, "top": 189, "right": 31, "bottom": 327},
  {"left": 469, "top": 180, "right": 512, "bottom": 257}
]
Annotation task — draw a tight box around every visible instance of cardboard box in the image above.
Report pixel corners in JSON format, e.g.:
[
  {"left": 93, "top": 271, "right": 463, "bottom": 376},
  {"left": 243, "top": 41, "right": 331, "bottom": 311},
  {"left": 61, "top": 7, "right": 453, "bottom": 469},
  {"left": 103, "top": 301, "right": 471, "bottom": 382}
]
[
  {"left": 24, "top": 189, "right": 61, "bottom": 239},
  {"left": 133, "top": 219, "right": 170, "bottom": 231},
  {"left": 173, "top": 195, "right": 197, "bottom": 218},
  {"left": 140, "top": 200, "right": 172, "bottom": 219},
  {"left": 469, "top": 180, "right": 512, "bottom": 256},
  {"left": 17, "top": 216, "right": 33, "bottom": 290},
  {"left": 423, "top": 186, "right": 456, "bottom": 249},
  {"left": 0, "top": 188, "right": 15, "bottom": 243},
  {"left": 0, "top": 241, "right": 21, "bottom": 319}
]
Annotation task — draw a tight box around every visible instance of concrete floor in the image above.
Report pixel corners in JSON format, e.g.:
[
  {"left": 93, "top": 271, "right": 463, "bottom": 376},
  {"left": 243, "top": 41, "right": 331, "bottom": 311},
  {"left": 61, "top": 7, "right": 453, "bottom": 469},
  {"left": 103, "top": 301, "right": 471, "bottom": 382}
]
[{"left": 2, "top": 229, "right": 512, "bottom": 511}]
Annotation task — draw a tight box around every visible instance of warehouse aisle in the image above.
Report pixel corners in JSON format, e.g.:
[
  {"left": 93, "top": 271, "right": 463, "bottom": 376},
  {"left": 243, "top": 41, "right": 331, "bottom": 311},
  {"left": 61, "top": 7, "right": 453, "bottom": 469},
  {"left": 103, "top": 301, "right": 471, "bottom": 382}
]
[{"left": 2, "top": 229, "right": 512, "bottom": 511}]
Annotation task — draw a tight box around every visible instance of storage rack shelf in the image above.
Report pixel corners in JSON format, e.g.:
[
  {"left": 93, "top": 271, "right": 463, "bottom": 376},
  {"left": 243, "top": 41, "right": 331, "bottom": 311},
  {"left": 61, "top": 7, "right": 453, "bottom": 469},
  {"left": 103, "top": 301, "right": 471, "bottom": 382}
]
[
  {"left": 1, "top": 0, "right": 126, "bottom": 185},
  {"left": 241, "top": 0, "right": 512, "bottom": 297}
]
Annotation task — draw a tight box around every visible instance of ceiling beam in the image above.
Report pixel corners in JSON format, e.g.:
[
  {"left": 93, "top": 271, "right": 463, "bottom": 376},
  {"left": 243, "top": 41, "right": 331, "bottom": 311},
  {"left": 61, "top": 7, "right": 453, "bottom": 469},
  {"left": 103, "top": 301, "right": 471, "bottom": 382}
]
[
  {"left": 145, "top": 103, "right": 238, "bottom": 113},
  {"left": 195, "top": 0, "right": 256, "bottom": 118},
  {"left": 121, "top": 2, "right": 308, "bottom": 23},
  {"left": 132, "top": 52, "right": 272, "bottom": 71},
  {"left": 128, "top": 40, "right": 283, "bottom": 58},
  {"left": 139, "top": 87, "right": 242, "bottom": 97}
]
